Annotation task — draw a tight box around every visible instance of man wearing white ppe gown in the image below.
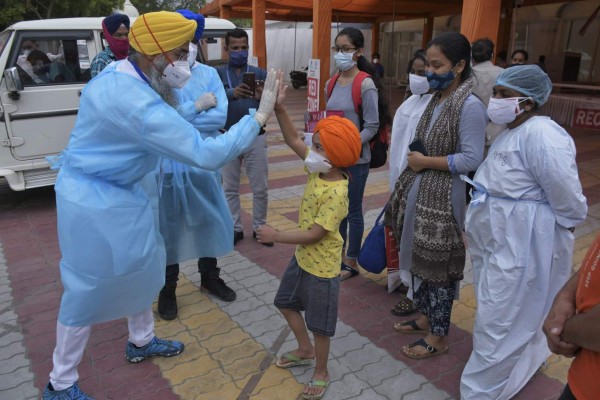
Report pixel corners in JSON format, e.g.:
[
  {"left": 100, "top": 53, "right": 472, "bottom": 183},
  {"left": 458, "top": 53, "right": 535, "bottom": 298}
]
[
  {"left": 460, "top": 64, "right": 588, "bottom": 400},
  {"left": 43, "top": 11, "right": 278, "bottom": 399}
]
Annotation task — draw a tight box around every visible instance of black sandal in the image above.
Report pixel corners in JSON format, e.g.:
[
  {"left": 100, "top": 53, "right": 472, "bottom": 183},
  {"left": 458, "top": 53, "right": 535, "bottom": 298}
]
[
  {"left": 391, "top": 297, "right": 416, "bottom": 316},
  {"left": 340, "top": 263, "right": 359, "bottom": 281}
]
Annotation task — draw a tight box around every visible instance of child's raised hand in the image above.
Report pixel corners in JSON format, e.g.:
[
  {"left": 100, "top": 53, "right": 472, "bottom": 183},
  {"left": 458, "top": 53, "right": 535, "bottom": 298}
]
[
  {"left": 255, "top": 224, "right": 278, "bottom": 244},
  {"left": 275, "top": 70, "right": 288, "bottom": 110}
]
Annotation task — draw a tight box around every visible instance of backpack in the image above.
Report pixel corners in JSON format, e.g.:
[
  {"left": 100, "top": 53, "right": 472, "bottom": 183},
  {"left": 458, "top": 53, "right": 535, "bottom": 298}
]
[{"left": 327, "top": 71, "right": 390, "bottom": 169}]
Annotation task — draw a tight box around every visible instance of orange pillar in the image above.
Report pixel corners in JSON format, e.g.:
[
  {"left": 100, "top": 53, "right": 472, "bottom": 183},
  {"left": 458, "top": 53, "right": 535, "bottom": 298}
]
[
  {"left": 460, "top": 0, "right": 501, "bottom": 45},
  {"left": 220, "top": 5, "right": 232, "bottom": 61},
  {"left": 252, "top": 0, "right": 267, "bottom": 68},
  {"left": 372, "top": 22, "right": 380, "bottom": 55},
  {"left": 422, "top": 17, "right": 434, "bottom": 49},
  {"left": 219, "top": 4, "right": 231, "bottom": 19},
  {"left": 313, "top": 0, "right": 332, "bottom": 109}
]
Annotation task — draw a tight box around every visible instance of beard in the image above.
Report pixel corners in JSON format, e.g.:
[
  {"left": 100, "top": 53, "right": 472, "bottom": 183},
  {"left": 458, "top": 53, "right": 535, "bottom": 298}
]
[{"left": 149, "top": 55, "right": 178, "bottom": 108}]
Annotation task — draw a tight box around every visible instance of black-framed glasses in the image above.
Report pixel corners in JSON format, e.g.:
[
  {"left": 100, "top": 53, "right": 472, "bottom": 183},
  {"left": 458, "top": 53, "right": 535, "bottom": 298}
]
[{"left": 331, "top": 46, "right": 357, "bottom": 54}]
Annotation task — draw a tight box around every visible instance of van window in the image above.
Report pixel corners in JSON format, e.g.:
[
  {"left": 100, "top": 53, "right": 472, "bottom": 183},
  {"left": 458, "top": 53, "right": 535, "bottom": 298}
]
[
  {"left": 0, "top": 31, "right": 10, "bottom": 58},
  {"left": 12, "top": 37, "right": 92, "bottom": 86}
]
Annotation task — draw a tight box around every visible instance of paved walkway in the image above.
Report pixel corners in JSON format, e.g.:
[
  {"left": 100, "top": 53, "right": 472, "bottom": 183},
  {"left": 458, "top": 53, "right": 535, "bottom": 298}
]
[{"left": 0, "top": 86, "right": 599, "bottom": 400}]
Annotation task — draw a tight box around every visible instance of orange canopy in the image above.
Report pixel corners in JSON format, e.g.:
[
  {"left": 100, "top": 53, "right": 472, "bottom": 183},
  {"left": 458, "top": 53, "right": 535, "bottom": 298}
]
[{"left": 201, "top": 0, "right": 463, "bottom": 23}]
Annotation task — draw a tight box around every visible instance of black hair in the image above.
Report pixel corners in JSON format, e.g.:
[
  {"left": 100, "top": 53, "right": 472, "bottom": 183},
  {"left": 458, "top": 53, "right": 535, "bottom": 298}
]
[
  {"left": 225, "top": 28, "right": 248, "bottom": 46},
  {"left": 427, "top": 32, "right": 472, "bottom": 83},
  {"left": 496, "top": 50, "right": 507, "bottom": 61},
  {"left": 511, "top": 49, "right": 529, "bottom": 61},
  {"left": 335, "top": 27, "right": 392, "bottom": 127},
  {"left": 372, "top": 52, "right": 380, "bottom": 58},
  {"left": 27, "top": 49, "right": 50, "bottom": 64},
  {"left": 406, "top": 48, "right": 427, "bottom": 76},
  {"left": 471, "top": 38, "right": 494, "bottom": 63}
]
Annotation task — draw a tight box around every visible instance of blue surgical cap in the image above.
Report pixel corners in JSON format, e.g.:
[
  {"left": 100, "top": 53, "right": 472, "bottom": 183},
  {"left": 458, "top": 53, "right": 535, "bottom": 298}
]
[
  {"left": 176, "top": 10, "right": 205, "bottom": 42},
  {"left": 495, "top": 64, "right": 553, "bottom": 106}
]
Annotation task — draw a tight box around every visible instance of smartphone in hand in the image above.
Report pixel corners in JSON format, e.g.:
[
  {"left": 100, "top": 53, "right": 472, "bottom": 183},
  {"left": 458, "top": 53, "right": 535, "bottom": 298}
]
[
  {"left": 242, "top": 72, "right": 256, "bottom": 96},
  {"left": 409, "top": 139, "right": 428, "bottom": 156}
]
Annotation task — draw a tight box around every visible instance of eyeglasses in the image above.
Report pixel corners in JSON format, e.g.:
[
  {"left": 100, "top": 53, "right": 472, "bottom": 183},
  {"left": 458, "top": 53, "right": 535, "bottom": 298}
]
[
  {"left": 166, "top": 50, "right": 188, "bottom": 64},
  {"left": 331, "top": 46, "right": 357, "bottom": 54}
]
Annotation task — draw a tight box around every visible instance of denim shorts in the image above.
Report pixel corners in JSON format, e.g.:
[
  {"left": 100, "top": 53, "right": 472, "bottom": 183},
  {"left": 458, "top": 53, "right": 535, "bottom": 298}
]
[{"left": 274, "top": 256, "right": 340, "bottom": 337}]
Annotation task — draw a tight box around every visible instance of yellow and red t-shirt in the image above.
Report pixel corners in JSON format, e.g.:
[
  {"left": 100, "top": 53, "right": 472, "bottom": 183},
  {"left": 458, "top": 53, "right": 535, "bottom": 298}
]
[{"left": 569, "top": 233, "right": 600, "bottom": 400}]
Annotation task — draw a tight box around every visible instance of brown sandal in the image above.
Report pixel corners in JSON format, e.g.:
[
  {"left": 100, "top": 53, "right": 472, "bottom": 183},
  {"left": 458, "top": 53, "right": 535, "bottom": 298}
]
[{"left": 390, "top": 297, "right": 416, "bottom": 316}]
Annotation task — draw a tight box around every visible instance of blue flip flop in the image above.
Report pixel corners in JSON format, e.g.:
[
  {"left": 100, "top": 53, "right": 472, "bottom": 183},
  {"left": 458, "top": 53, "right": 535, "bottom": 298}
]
[{"left": 340, "top": 262, "right": 359, "bottom": 281}]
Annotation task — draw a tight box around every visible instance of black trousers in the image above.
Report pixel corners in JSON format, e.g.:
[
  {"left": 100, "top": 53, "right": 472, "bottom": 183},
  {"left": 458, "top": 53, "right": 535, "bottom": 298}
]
[{"left": 164, "top": 257, "right": 217, "bottom": 287}]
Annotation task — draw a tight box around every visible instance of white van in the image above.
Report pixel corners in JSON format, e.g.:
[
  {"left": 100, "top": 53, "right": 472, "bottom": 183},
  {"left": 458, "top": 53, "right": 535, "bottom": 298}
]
[{"left": 0, "top": 16, "right": 235, "bottom": 191}]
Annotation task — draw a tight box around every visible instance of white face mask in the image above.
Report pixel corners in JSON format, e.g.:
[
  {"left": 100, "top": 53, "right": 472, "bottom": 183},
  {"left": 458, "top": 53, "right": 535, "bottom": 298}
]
[
  {"left": 304, "top": 150, "right": 332, "bottom": 174},
  {"left": 487, "top": 97, "right": 530, "bottom": 124},
  {"left": 162, "top": 60, "right": 192, "bottom": 89},
  {"left": 372, "top": 58, "right": 379, "bottom": 64},
  {"left": 334, "top": 51, "right": 357, "bottom": 71},
  {"left": 409, "top": 74, "right": 430, "bottom": 95},
  {"left": 188, "top": 43, "right": 198, "bottom": 68}
]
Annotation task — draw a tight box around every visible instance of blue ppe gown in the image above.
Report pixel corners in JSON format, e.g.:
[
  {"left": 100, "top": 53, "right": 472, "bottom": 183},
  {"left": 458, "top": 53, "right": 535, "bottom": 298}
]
[
  {"left": 52, "top": 60, "right": 260, "bottom": 326},
  {"left": 160, "top": 62, "right": 252, "bottom": 264}
]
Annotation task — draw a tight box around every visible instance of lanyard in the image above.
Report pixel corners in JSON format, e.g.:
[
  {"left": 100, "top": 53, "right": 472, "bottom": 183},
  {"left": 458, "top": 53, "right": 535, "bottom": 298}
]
[
  {"left": 128, "top": 57, "right": 150, "bottom": 85},
  {"left": 226, "top": 64, "right": 249, "bottom": 89}
]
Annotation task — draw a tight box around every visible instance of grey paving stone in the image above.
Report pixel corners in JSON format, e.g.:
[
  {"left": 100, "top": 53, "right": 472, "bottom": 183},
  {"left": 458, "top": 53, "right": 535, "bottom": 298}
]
[
  {"left": 0, "top": 353, "right": 30, "bottom": 374},
  {"left": 0, "top": 365, "right": 35, "bottom": 390},
  {"left": 0, "top": 283, "right": 11, "bottom": 295},
  {"left": 0, "top": 309, "right": 17, "bottom": 325},
  {"left": 355, "top": 355, "right": 410, "bottom": 386},
  {"left": 0, "top": 381, "right": 39, "bottom": 400},
  {"left": 231, "top": 304, "right": 278, "bottom": 327},
  {"left": 236, "top": 273, "right": 271, "bottom": 289},
  {"left": 375, "top": 369, "right": 430, "bottom": 399},
  {"left": 246, "top": 280, "right": 279, "bottom": 297},
  {"left": 225, "top": 287, "right": 253, "bottom": 302},
  {"left": 400, "top": 382, "right": 453, "bottom": 400},
  {"left": 0, "top": 333, "right": 23, "bottom": 356},
  {"left": 347, "top": 387, "right": 391, "bottom": 400},
  {"left": 254, "top": 328, "right": 286, "bottom": 350},
  {"left": 220, "top": 296, "right": 266, "bottom": 317},
  {"left": 226, "top": 265, "right": 264, "bottom": 280},
  {"left": 326, "top": 373, "right": 372, "bottom": 399},
  {"left": 330, "top": 332, "right": 371, "bottom": 358},
  {"left": 244, "top": 314, "right": 286, "bottom": 338},
  {"left": 338, "top": 343, "right": 387, "bottom": 372}
]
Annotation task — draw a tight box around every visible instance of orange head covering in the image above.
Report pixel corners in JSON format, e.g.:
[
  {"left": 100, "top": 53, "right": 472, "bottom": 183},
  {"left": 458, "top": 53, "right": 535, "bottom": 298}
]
[{"left": 315, "top": 116, "right": 361, "bottom": 168}]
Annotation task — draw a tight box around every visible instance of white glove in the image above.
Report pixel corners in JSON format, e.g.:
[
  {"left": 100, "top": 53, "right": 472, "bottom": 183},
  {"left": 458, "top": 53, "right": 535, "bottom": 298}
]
[
  {"left": 254, "top": 69, "right": 279, "bottom": 126},
  {"left": 195, "top": 92, "right": 217, "bottom": 112}
]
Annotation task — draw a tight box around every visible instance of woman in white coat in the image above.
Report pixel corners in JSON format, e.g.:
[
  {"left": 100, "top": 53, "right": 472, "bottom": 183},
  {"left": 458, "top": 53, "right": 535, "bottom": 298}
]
[
  {"left": 460, "top": 65, "right": 588, "bottom": 400},
  {"left": 388, "top": 50, "right": 432, "bottom": 317}
]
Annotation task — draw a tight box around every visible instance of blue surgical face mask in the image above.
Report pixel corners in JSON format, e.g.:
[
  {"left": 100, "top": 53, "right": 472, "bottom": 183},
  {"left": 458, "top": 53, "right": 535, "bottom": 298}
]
[
  {"left": 334, "top": 51, "right": 357, "bottom": 71},
  {"left": 229, "top": 50, "right": 248, "bottom": 67},
  {"left": 426, "top": 66, "right": 457, "bottom": 91}
]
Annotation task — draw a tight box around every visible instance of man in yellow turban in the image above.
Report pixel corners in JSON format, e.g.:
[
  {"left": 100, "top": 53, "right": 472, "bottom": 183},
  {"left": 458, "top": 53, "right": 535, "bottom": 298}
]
[
  {"left": 254, "top": 76, "right": 360, "bottom": 400},
  {"left": 42, "top": 11, "right": 279, "bottom": 400}
]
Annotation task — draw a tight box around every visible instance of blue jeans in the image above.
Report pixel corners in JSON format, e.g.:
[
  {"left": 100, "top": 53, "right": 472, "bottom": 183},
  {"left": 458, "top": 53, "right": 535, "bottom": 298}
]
[{"left": 340, "top": 163, "right": 369, "bottom": 259}]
